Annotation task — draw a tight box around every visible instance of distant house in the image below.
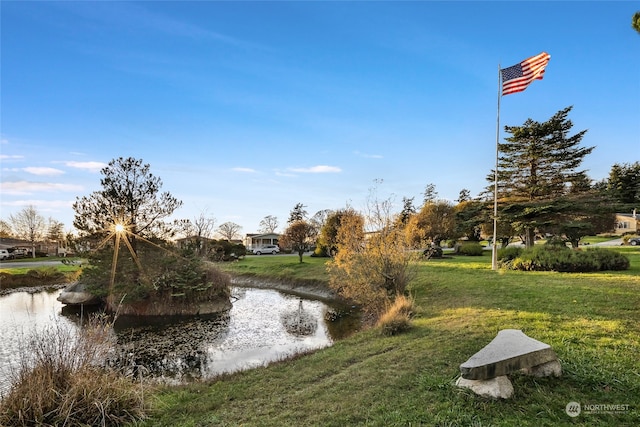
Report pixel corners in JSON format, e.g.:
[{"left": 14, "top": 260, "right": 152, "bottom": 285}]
[
  {"left": 615, "top": 210, "right": 639, "bottom": 234},
  {"left": 0, "top": 238, "right": 68, "bottom": 257},
  {"left": 244, "top": 233, "right": 280, "bottom": 250}
]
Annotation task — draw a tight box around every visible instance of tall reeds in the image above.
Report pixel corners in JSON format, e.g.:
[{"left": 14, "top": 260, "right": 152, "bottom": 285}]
[{"left": 0, "top": 314, "right": 149, "bottom": 426}]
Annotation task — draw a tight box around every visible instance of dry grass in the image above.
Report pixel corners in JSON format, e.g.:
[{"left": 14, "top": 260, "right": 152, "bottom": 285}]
[
  {"left": 0, "top": 315, "right": 149, "bottom": 427},
  {"left": 376, "top": 294, "right": 415, "bottom": 336}
]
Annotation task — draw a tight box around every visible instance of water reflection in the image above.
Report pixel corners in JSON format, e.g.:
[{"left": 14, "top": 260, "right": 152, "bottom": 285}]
[
  {"left": 0, "top": 286, "right": 359, "bottom": 391},
  {"left": 0, "top": 289, "right": 76, "bottom": 394},
  {"left": 281, "top": 300, "right": 318, "bottom": 336},
  {"left": 108, "top": 314, "right": 231, "bottom": 383}
]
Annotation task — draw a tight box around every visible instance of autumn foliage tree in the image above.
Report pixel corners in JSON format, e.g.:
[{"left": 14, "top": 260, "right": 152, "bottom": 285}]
[
  {"left": 280, "top": 220, "right": 317, "bottom": 263},
  {"left": 327, "top": 195, "right": 417, "bottom": 317},
  {"left": 405, "top": 200, "right": 456, "bottom": 248}
]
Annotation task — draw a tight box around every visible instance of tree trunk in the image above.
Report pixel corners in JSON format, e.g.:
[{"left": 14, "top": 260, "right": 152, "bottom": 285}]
[{"left": 524, "top": 228, "right": 536, "bottom": 248}]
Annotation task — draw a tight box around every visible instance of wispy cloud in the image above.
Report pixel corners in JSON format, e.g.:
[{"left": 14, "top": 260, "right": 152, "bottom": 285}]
[
  {"left": 288, "top": 165, "right": 342, "bottom": 173},
  {"left": 65, "top": 2, "right": 263, "bottom": 50},
  {"left": 0, "top": 181, "right": 83, "bottom": 195},
  {"left": 65, "top": 161, "right": 107, "bottom": 173},
  {"left": 354, "top": 150, "right": 383, "bottom": 159},
  {"left": 232, "top": 167, "right": 257, "bottom": 173},
  {"left": 3, "top": 199, "right": 75, "bottom": 210},
  {"left": 0, "top": 154, "right": 24, "bottom": 160},
  {"left": 23, "top": 167, "right": 66, "bottom": 176}
]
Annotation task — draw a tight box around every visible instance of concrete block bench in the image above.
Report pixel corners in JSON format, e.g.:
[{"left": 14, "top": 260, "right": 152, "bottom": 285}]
[{"left": 456, "top": 329, "right": 561, "bottom": 399}]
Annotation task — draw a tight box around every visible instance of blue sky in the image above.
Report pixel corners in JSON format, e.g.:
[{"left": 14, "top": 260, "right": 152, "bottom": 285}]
[{"left": 1, "top": 1, "right": 639, "bottom": 236}]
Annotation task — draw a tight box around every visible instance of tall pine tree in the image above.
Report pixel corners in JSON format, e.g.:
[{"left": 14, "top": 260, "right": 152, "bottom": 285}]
[{"left": 494, "top": 106, "right": 597, "bottom": 247}]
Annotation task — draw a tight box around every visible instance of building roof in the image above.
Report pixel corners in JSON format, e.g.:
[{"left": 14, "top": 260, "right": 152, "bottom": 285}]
[{"left": 246, "top": 233, "right": 280, "bottom": 238}]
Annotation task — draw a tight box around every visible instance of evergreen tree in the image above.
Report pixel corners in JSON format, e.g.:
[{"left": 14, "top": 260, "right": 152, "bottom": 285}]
[
  {"left": 606, "top": 162, "right": 640, "bottom": 205},
  {"left": 288, "top": 203, "right": 308, "bottom": 224},
  {"left": 73, "top": 157, "right": 182, "bottom": 254},
  {"left": 396, "top": 197, "right": 416, "bottom": 228},
  {"left": 493, "top": 106, "right": 595, "bottom": 247},
  {"left": 422, "top": 183, "right": 438, "bottom": 205},
  {"left": 454, "top": 200, "right": 486, "bottom": 241}
]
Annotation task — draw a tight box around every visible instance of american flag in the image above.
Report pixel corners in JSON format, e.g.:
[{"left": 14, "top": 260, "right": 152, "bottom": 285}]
[{"left": 501, "top": 52, "right": 551, "bottom": 96}]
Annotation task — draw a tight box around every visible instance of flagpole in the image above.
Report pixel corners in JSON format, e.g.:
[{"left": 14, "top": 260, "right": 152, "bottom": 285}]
[{"left": 492, "top": 64, "right": 501, "bottom": 271}]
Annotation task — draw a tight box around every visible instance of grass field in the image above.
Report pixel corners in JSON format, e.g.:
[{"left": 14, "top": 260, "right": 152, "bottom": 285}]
[
  {"left": 0, "top": 257, "right": 84, "bottom": 290},
  {"left": 132, "top": 247, "right": 639, "bottom": 426}
]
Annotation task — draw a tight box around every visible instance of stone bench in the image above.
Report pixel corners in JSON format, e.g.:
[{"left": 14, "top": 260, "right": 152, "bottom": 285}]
[{"left": 456, "top": 329, "right": 561, "bottom": 399}]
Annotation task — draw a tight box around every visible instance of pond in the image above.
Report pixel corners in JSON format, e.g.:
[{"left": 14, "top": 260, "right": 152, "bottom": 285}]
[{"left": 0, "top": 286, "right": 359, "bottom": 394}]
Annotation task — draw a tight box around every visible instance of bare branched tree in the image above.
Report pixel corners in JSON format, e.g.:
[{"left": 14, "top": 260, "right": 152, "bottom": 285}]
[
  {"left": 0, "top": 220, "right": 13, "bottom": 238},
  {"left": 174, "top": 211, "right": 216, "bottom": 255},
  {"left": 9, "top": 205, "right": 46, "bottom": 258},
  {"left": 259, "top": 215, "right": 279, "bottom": 234},
  {"left": 217, "top": 222, "right": 242, "bottom": 241}
]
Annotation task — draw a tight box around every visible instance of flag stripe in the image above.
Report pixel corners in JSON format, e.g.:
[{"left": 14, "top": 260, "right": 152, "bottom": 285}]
[{"left": 501, "top": 52, "right": 551, "bottom": 96}]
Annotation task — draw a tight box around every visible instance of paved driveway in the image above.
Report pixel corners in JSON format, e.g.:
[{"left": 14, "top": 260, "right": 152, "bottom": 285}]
[{"left": 592, "top": 238, "right": 624, "bottom": 246}]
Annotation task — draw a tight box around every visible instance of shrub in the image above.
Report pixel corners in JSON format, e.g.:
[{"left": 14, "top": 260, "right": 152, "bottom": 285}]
[
  {"left": 79, "top": 245, "right": 231, "bottom": 305},
  {"left": 208, "top": 240, "right": 247, "bottom": 261},
  {"left": 504, "top": 246, "right": 629, "bottom": 272},
  {"left": 311, "top": 243, "right": 331, "bottom": 257},
  {"left": 26, "top": 267, "right": 65, "bottom": 281},
  {"left": 545, "top": 236, "right": 569, "bottom": 248},
  {"left": 497, "top": 246, "right": 523, "bottom": 262},
  {"left": 0, "top": 317, "right": 148, "bottom": 426},
  {"left": 423, "top": 246, "right": 443, "bottom": 259},
  {"left": 579, "top": 248, "right": 630, "bottom": 271},
  {"left": 376, "top": 294, "right": 415, "bottom": 336},
  {"left": 453, "top": 242, "right": 484, "bottom": 256}
]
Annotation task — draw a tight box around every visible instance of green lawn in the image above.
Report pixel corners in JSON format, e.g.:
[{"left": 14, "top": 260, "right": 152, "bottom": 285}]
[
  {"left": 0, "top": 258, "right": 84, "bottom": 290},
  {"left": 135, "top": 248, "right": 640, "bottom": 426}
]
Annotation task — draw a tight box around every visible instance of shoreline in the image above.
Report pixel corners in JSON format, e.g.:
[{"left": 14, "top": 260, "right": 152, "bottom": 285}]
[
  {"left": 1, "top": 277, "right": 345, "bottom": 307},
  {"left": 230, "top": 275, "right": 345, "bottom": 305},
  {"left": 0, "top": 283, "right": 68, "bottom": 297}
]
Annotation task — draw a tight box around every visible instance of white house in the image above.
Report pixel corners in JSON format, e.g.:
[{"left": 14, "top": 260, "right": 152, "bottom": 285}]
[{"left": 244, "top": 233, "right": 280, "bottom": 250}]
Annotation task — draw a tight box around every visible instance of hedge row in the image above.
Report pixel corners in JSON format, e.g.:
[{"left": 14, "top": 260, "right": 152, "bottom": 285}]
[{"left": 498, "top": 246, "right": 629, "bottom": 272}]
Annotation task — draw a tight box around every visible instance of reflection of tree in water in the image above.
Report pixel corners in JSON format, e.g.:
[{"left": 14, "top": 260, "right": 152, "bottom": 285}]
[
  {"left": 107, "top": 313, "right": 230, "bottom": 382},
  {"left": 61, "top": 304, "right": 107, "bottom": 326},
  {"left": 281, "top": 300, "right": 317, "bottom": 336}
]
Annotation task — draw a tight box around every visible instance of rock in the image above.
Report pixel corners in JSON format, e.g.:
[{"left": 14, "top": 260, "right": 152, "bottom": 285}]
[
  {"left": 460, "top": 329, "right": 558, "bottom": 380},
  {"left": 520, "top": 359, "right": 562, "bottom": 377},
  {"left": 456, "top": 375, "right": 514, "bottom": 399},
  {"left": 57, "top": 282, "right": 102, "bottom": 305}
]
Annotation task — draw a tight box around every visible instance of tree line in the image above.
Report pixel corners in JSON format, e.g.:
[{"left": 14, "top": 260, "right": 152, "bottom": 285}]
[
  {"left": 1, "top": 106, "right": 637, "bottom": 319},
  {"left": 2, "top": 106, "right": 637, "bottom": 259}
]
